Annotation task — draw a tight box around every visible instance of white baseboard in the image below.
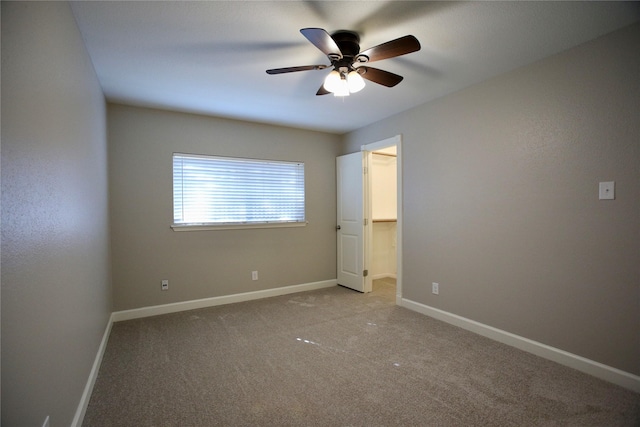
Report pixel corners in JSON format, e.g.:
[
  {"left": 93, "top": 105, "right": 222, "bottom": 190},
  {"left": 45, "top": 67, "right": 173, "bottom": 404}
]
[
  {"left": 71, "top": 313, "right": 114, "bottom": 427},
  {"left": 371, "top": 273, "right": 397, "bottom": 280},
  {"left": 401, "top": 298, "right": 640, "bottom": 393},
  {"left": 112, "top": 279, "right": 337, "bottom": 322}
]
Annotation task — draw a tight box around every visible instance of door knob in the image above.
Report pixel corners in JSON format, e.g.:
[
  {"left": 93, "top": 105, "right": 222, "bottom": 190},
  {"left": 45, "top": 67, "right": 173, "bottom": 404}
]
[{"left": 336, "top": 225, "right": 341, "bottom": 230}]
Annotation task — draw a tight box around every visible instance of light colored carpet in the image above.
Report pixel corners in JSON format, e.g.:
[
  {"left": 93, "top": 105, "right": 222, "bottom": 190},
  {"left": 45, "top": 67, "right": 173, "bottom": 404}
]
[{"left": 83, "top": 279, "right": 640, "bottom": 426}]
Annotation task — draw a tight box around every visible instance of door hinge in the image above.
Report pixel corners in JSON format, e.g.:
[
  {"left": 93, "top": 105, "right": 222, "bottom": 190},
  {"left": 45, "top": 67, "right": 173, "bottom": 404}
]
[
  {"left": 363, "top": 166, "right": 368, "bottom": 174},
  {"left": 363, "top": 269, "right": 369, "bottom": 277},
  {"left": 364, "top": 218, "right": 368, "bottom": 226}
]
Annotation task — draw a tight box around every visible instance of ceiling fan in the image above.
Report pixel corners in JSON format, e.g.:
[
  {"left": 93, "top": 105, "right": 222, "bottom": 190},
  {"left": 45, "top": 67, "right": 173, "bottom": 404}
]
[{"left": 266, "top": 28, "right": 421, "bottom": 96}]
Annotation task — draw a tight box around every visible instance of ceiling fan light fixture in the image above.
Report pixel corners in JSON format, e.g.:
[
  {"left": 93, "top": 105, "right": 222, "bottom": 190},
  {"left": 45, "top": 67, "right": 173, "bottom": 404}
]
[
  {"left": 323, "top": 70, "right": 342, "bottom": 93},
  {"left": 333, "top": 76, "right": 350, "bottom": 97},
  {"left": 347, "top": 70, "right": 365, "bottom": 93}
]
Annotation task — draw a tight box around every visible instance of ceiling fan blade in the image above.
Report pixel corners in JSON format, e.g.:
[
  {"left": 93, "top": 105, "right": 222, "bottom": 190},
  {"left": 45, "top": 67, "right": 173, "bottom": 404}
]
[
  {"left": 316, "top": 84, "right": 331, "bottom": 96},
  {"left": 357, "top": 66, "right": 404, "bottom": 87},
  {"left": 357, "top": 35, "right": 420, "bottom": 63},
  {"left": 266, "top": 65, "right": 328, "bottom": 74},
  {"left": 300, "top": 28, "right": 342, "bottom": 58}
]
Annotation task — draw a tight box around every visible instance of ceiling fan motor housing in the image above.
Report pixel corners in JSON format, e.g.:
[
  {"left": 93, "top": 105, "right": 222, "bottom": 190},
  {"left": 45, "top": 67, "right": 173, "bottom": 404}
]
[{"left": 331, "top": 30, "right": 361, "bottom": 60}]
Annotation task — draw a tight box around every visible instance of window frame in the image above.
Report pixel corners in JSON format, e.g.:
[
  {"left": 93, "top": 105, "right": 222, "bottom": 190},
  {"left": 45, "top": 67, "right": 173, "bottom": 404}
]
[{"left": 171, "top": 152, "right": 307, "bottom": 231}]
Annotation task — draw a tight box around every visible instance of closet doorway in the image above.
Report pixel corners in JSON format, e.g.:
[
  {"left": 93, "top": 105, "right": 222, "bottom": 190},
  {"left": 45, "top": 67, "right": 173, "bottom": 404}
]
[
  {"left": 336, "top": 135, "right": 402, "bottom": 302},
  {"left": 369, "top": 146, "right": 398, "bottom": 295},
  {"left": 364, "top": 136, "right": 401, "bottom": 303}
]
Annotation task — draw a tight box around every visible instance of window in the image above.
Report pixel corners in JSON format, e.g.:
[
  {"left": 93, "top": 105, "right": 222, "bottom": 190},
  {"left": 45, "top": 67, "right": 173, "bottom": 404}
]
[{"left": 172, "top": 153, "right": 305, "bottom": 230}]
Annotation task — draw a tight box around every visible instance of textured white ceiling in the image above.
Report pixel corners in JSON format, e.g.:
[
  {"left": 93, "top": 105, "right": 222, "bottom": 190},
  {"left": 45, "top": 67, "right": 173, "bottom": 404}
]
[{"left": 71, "top": 1, "right": 640, "bottom": 134}]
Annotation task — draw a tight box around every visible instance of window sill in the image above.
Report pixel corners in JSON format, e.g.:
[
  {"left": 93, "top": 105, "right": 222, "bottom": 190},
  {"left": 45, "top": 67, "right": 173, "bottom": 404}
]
[{"left": 171, "top": 221, "right": 308, "bottom": 232}]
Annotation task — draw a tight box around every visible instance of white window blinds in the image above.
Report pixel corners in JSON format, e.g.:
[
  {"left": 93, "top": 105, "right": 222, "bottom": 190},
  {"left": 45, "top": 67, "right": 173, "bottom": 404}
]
[{"left": 173, "top": 153, "right": 305, "bottom": 228}]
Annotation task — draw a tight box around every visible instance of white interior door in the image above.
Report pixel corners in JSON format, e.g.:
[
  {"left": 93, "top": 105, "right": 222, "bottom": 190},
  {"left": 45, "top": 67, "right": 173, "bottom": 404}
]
[{"left": 336, "top": 152, "right": 370, "bottom": 293}]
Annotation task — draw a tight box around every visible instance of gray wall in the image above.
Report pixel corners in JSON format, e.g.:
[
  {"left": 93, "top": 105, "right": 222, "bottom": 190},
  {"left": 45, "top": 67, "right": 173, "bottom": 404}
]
[
  {"left": 343, "top": 23, "right": 640, "bottom": 375},
  {"left": 1, "top": 2, "right": 112, "bottom": 426},
  {"left": 108, "top": 104, "right": 341, "bottom": 311}
]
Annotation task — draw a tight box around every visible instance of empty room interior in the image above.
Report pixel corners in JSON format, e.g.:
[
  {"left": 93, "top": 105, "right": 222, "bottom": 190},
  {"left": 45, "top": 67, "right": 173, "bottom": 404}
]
[{"left": 2, "top": 1, "right": 639, "bottom": 426}]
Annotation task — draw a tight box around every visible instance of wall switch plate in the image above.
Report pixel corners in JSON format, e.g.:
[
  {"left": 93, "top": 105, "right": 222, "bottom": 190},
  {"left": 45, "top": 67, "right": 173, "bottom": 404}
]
[
  {"left": 432, "top": 282, "right": 439, "bottom": 295},
  {"left": 599, "top": 181, "right": 615, "bottom": 200},
  {"left": 161, "top": 280, "right": 169, "bottom": 291},
  {"left": 252, "top": 271, "right": 258, "bottom": 281}
]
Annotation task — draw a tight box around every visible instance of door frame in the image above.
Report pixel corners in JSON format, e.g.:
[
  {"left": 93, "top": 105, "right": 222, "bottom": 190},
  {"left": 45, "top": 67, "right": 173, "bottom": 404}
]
[{"left": 361, "top": 135, "right": 403, "bottom": 304}]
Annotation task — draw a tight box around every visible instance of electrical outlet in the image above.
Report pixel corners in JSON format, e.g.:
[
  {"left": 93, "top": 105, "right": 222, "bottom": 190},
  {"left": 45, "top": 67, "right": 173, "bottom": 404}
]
[
  {"left": 599, "top": 181, "right": 615, "bottom": 200},
  {"left": 252, "top": 271, "right": 258, "bottom": 281},
  {"left": 161, "top": 279, "right": 169, "bottom": 291},
  {"left": 432, "top": 282, "right": 439, "bottom": 295}
]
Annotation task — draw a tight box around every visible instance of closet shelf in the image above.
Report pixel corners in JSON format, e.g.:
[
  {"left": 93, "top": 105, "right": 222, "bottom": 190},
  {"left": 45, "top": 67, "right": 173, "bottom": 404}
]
[{"left": 373, "top": 219, "right": 397, "bottom": 223}]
